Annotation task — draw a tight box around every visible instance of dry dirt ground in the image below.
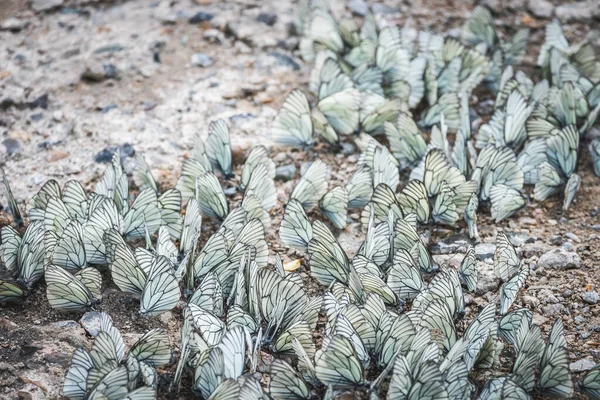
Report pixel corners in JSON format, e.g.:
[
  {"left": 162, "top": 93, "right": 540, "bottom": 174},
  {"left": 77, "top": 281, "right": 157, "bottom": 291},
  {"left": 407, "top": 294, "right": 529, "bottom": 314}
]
[{"left": 1, "top": 0, "right": 600, "bottom": 399}]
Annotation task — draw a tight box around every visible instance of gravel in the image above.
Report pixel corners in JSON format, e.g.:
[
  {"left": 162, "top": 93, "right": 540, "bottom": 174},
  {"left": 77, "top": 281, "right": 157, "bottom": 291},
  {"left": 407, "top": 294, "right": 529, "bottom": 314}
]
[
  {"left": 538, "top": 248, "right": 582, "bottom": 269},
  {"left": 570, "top": 359, "right": 597, "bottom": 373},
  {"left": 191, "top": 53, "right": 215, "bottom": 68}
]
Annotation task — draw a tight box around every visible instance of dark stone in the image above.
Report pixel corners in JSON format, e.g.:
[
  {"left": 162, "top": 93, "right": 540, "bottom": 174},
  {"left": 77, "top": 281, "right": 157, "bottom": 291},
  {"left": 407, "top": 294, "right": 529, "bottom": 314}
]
[
  {"left": 29, "top": 93, "right": 49, "bottom": 109},
  {"left": 30, "top": 113, "right": 43, "bottom": 122},
  {"left": 257, "top": 12, "right": 277, "bottom": 26},
  {"left": 229, "top": 113, "right": 256, "bottom": 125},
  {"left": 93, "top": 44, "right": 124, "bottom": 54},
  {"left": 2, "top": 139, "right": 20, "bottom": 156},
  {"left": 275, "top": 164, "right": 296, "bottom": 181},
  {"left": 103, "top": 64, "right": 117, "bottom": 79},
  {"left": 189, "top": 11, "right": 214, "bottom": 24},
  {"left": 269, "top": 52, "right": 300, "bottom": 70},
  {"left": 94, "top": 147, "right": 116, "bottom": 163},
  {"left": 101, "top": 104, "right": 118, "bottom": 113},
  {"left": 120, "top": 143, "right": 135, "bottom": 158}
]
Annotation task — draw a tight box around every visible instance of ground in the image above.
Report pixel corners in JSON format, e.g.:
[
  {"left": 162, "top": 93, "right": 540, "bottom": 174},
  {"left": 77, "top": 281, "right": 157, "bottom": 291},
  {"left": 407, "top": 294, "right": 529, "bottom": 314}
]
[{"left": 0, "top": 0, "right": 599, "bottom": 399}]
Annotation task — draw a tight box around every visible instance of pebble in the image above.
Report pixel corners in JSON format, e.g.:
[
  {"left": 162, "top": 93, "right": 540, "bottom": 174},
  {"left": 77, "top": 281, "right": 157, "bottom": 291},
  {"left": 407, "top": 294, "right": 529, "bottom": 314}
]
[
  {"left": 538, "top": 249, "right": 582, "bottom": 269},
  {"left": 257, "top": 12, "right": 277, "bottom": 26},
  {"left": 507, "top": 232, "right": 534, "bottom": 246},
  {"left": 191, "top": 53, "right": 214, "bottom": 67},
  {"left": 52, "top": 320, "right": 79, "bottom": 328},
  {"left": 528, "top": 0, "right": 553, "bottom": 18},
  {"left": 120, "top": 143, "right": 135, "bottom": 158},
  {"left": 47, "top": 150, "right": 69, "bottom": 162},
  {"left": 82, "top": 59, "right": 117, "bottom": 81},
  {"left": 0, "top": 17, "right": 28, "bottom": 32},
  {"left": 341, "top": 142, "right": 356, "bottom": 156},
  {"left": 556, "top": 1, "right": 598, "bottom": 21},
  {"left": 269, "top": 52, "right": 300, "bottom": 70},
  {"left": 93, "top": 44, "right": 125, "bottom": 54},
  {"left": 583, "top": 291, "right": 599, "bottom": 305},
  {"left": 574, "top": 316, "right": 586, "bottom": 324},
  {"left": 31, "top": 0, "right": 64, "bottom": 12},
  {"left": 79, "top": 311, "right": 102, "bottom": 336},
  {"left": 349, "top": 0, "right": 369, "bottom": 15},
  {"left": 570, "top": 359, "right": 597, "bottom": 373},
  {"left": 522, "top": 295, "right": 540, "bottom": 307},
  {"left": 223, "top": 187, "right": 236, "bottom": 196},
  {"left": 275, "top": 164, "right": 296, "bottom": 181},
  {"left": 189, "top": 11, "right": 214, "bottom": 24},
  {"left": 2, "top": 138, "right": 21, "bottom": 156},
  {"left": 101, "top": 104, "right": 118, "bottom": 114},
  {"left": 542, "top": 303, "right": 565, "bottom": 315},
  {"left": 474, "top": 243, "right": 496, "bottom": 260},
  {"left": 229, "top": 113, "right": 255, "bottom": 125},
  {"left": 94, "top": 147, "right": 115, "bottom": 163},
  {"left": 582, "top": 331, "right": 592, "bottom": 339},
  {"left": 430, "top": 234, "right": 470, "bottom": 255},
  {"left": 565, "top": 232, "right": 581, "bottom": 242}
]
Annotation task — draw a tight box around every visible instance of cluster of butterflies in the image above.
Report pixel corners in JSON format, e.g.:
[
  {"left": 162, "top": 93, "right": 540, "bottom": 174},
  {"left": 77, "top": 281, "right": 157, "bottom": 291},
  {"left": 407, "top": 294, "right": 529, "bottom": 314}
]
[
  {"left": 0, "top": 1, "right": 600, "bottom": 399},
  {"left": 279, "top": 1, "right": 600, "bottom": 223},
  {"left": 63, "top": 312, "right": 171, "bottom": 399}
]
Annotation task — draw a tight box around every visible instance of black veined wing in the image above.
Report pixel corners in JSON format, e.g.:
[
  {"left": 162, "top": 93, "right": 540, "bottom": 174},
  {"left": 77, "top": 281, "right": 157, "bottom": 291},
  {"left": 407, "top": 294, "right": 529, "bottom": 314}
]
[
  {"left": 1, "top": 170, "right": 23, "bottom": 225},
  {"left": 317, "top": 58, "right": 353, "bottom": 101},
  {"left": 308, "top": 220, "right": 349, "bottom": 286},
  {"left": 272, "top": 90, "right": 314, "bottom": 148},
  {"left": 489, "top": 184, "right": 527, "bottom": 222},
  {"left": 464, "top": 193, "right": 478, "bottom": 239},
  {"left": 500, "top": 266, "right": 529, "bottom": 315},
  {"left": 300, "top": 8, "right": 343, "bottom": 62},
  {"left": 310, "top": 50, "right": 339, "bottom": 94},
  {"left": 432, "top": 181, "right": 460, "bottom": 227},
  {"left": 62, "top": 180, "right": 89, "bottom": 221},
  {"left": 345, "top": 165, "right": 372, "bottom": 209},
  {"left": 388, "top": 356, "right": 449, "bottom": 400},
  {"left": 123, "top": 188, "right": 162, "bottom": 239},
  {"left": 227, "top": 305, "right": 258, "bottom": 334},
  {"left": 140, "top": 255, "right": 180, "bottom": 316},
  {"left": 64, "top": 347, "right": 94, "bottom": 400},
  {"left": 50, "top": 219, "right": 86, "bottom": 271},
  {"left": 196, "top": 172, "right": 228, "bottom": 221},
  {"left": 95, "top": 149, "right": 129, "bottom": 214},
  {"left": 129, "top": 328, "right": 171, "bottom": 368},
  {"left": 85, "top": 366, "right": 129, "bottom": 400},
  {"left": 240, "top": 146, "right": 275, "bottom": 191},
  {"left": 357, "top": 217, "right": 390, "bottom": 268},
  {"left": 537, "top": 319, "right": 573, "bottom": 398},
  {"left": 45, "top": 264, "right": 100, "bottom": 312},
  {"left": 104, "top": 229, "right": 147, "bottom": 295},
  {"left": 421, "top": 92, "right": 460, "bottom": 132},
  {"left": 218, "top": 326, "right": 247, "bottom": 380},
  {"left": 398, "top": 180, "right": 430, "bottom": 224},
  {"left": 315, "top": 334, "right": 364, "bottom": 387},
  {"left": 155, "top": 226, "right": 177, "bottom": 264},
  {"left": 245, "top": 163, "right": 277, "bottom": 212},
  {"left": 0, "top": 279, "right": 27, "bottom": 303},
  {"left": 562, "top": 172, "right": 580, "bottom": 212},
  {"left": 361, "top": 95, "right": 403, "bottom": 136},
  {"left": 176, "top": 157, "right": 210, "bottom": 202},
  {"left": 377, "top": 313, "right": 415, "bottom": 368},
  {"left": 517, "top": 139, "right": 548, "bottom": 185},
  {"left": 44, "top": 196, "right": 73, "bottom": 235},
  {"left": 193, "top": 346, "right": 224, "bottom": 398},
  {"left": 16, "top": 220, "right": 46, "bottom": 289},
  {"left": 180, "top": 198, "right": 202, "bottom": 255},
  {"left": 385, "top": 113, "right": 427, "bottom": 170},
  {"left": 351, "top": 64, "right": 383, "bottom": 95},
  {"left": 280, "top": 199, "right": 313, "bottom": 253},
  {"left": 372, "top": 145, "right": 400, "bottom": 192},
  {"left": 393, "top": 218, "right": 433, "bottom": 273},
  {"left": 0, "top": 225, "right": 21, "bottom": 272},
  {"left": 419, "top": 298, "right": 457, "bottom": 352},
  {"left": 193, "top": 232, "right": 229, "bottom": 281},
  {"left": 189, "top": 271, "right": 223, "bottom": 316},
  {"left": 494, "top": 232, "right": 520, "bottom": 281},
  {"left": 360, "top": 183, "right": 403, "bottom": 229},
  {"left": 319, "top": 186, "right": 348, "bottom": 229},
  {"left": 158, "top": 189, "right": 182, "bottom": 240},
  {"left": 546, "top": 125, "right": 579, "bottom": 178},
  {"left": 387, "top": 249, "right": 424, "bottom": 301},
  {"left": 579, "top": 363, "right": 600, "bottom": 400},
  {"left": 311, "top": 108, "right": 339, "bottom": 146},
  {"left": 121, "top": 386, "right": 156, "bottom": 400},
  {"left": 98, "top": 313, "right": 125, "bottom": 362},
  {"left": 242, "top": 195, "right": 270, "bottom": 232},
  {"left": 316, "top": 87, "right": 360, "bottom": 136},
  {"left": 480, "top": 147, "right": 524, "bottom": 202},
  {"left": 205, "top": 119, "right": 233, "bottom": 178},
  {"left": 133, "top": 154, "right": 159, "bottom": 193},
  {"left": 423, "top": 149, "right": 466, "bottom": 198},
  {"left": 290, "top": 160, "right": 329, "bottom": 211},
  {"left": 269, "top": 359, "right": 311, "bottom": 400},
  {"left": 533, "top": 161, "right": 563, "bottom": 202},
  {"left": 27, "top": 179, "right": 61, "bottom": 220},
  {"left": 84, "top": 194, "right": 124, "bottom": 265},
  {"left": 498, "top": 308, "right": 532, "bottom": 346},
  {"left": 512, "top": 322, "right": 544, "bottom": 392},
  {"left": 478, "top": 376, "right": 530, "bottom": 400},
  {"left": 189, "top": 303, "right": 226, "bottom": 348}
]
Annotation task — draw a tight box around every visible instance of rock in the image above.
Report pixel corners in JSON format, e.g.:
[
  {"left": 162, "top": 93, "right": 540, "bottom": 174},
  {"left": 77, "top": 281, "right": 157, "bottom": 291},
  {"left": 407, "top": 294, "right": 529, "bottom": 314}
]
[
  {"left": 191, "top": 52, "right": 214, "bottom": 67},
  {"left": 275, "top": 164, "right": 296, "bottom": 181},
  {"left": 430, "top": 234, "right": 470, "bottom": 255},
  {"left": 257, "top": 12, "right": 277, "bottom": 26},
  {"left": 476, "top": 261, "right": 497, "bottom": 295},
  {"left": 556, "top": 1, "right": 598, "bottom": 21},
  {"left": 189, "top": 11, "right": 214, "bottom": 24},
  {"left": 79, "top": 311, "right": 102, "bottom": 336},
  {"left": 223, "top": 187, "right": 236, "bottom": 196},
  {"left": 542, "top": 303, "right": 565, "bottom": 315},
  {"left": 120, "top": 143, "right": 135, "bottom": 158},
  {"left": 341, "top": 142, "right": 355, "bottom": 156},
  {"left": 475, "top": 243, "right": 496, "bottom": 260},
  {"left": 507, "top": 232, "right": 534, "bottom": 247},
  {"left": 0, "top": 17, "right": 28, "bottom": 32},
  {"left": 522, "top": 295, "right": 540, "bottom": 307},
  {"left": 528, "top": 0, "right": 553, "bottom": 18},
  {"left": 574, "top": 316, "right": 586, "bottom": 324},
  {"left": 269, "top": 52, "right": 300, "bottom": 70},
  {"left": 94, "top": 147, "right": 116, "bottom": 163},
  {"left": 31, "top": 0, "right": 64, "bottom": 12},
  {"left": 229, "top": 113, "right": 255, "bottom": 125},
  {"left": 52, "top": 320, "right": 79, "bottom": 328},
  {"left": 2, "top": 138, "right": 21, "bottom": 156},
  {"left": 203, "top": 29, "right": 225, "bottom": 43},
  {"left": 538, "top": 249, "right": 581, "bottom": 269},
  {"left": 583, "top": 291, "right": 599, "bottom": 305},
  {"left": 101, "top": 104, "right": 118, "bottom": 114},
  {"left": 47, "top": 151, "right": 69, "bottom": 162},
  {"left": 82, "top": 59, "right": 117, "bottom": 82},
  {"left": 549, "top": 235, "right": 563, "bottom": 245},
  {"left": 565, "top": 232, "right": 581, "bottom": 242},
  {"left": 570, "top": 359, "right": 596, "bottom": 373},
  {"left": 371, "top": 3, "right": 399, "bottom": 14},
  {"left": 93, "top": 44, "right": 124, "bottom": 54},
  {"left": 349, "top": 0, "right": 368, "bottom": 15}
]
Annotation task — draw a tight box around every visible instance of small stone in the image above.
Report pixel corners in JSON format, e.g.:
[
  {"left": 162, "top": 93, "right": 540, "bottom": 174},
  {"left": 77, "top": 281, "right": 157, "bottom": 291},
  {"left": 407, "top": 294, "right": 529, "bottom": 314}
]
[
  {"left": 583, "top": 291, "right": 599, "bottom": 305},
  {"left": 94, "top": 147, "right": 116, "bottom": 163},
  {"left": 549, "top": 235, "right": 563, "bottom": 245},
  {"left": 475, "top": 243, "right": 496, "bottom": 260},
  {"left": 189, "top": 11, "right": 214, "bottom": 24},
  {"left": 371, "top": 3, "right": 399, "bottom": 14},
  {"left": 430, "top": 234, "right": 470, "bottom": 255},
  {"left": 574, "top": 316, "right": 586, "bottom": 324},
  {"left": 522, "top": 295, "right": 540, "bottom": 307},
  {"left": 341, "top": 142, "right": 355, "bottom": 156},
  {"left": 79, "top": 311, "right": 102, "bottom": 336},
  {"left": 0, "top": 17, "right": 28, "bottom": 32},
  {"left": 582, "top": 331, "right": 592, "bottom": 339},
  {"left": 229, "top": 113, "right": 255, "bottom": 125},
  {"left": 349, "top": 0, "right": 369, "bottom": 15},
  {"left": 538, "top": 249, "right": 582, "bottom": 269},
  {"left": 191, "top": 52, "right": 214, "bottom": 67},
  {"left": 565, "top": 232, "right": 581, "bottom": 242},
  {"left": 528, "top": 0, "right": 553, "bottom": 18},
  {"left": 82, "top": 59, "right": 116, "bottom": 81},
  {"left": 47, "top": 150, "right": 69, "bottom": 162},
  {"left": 52, "top": 320, "right": 79, "bottom": 328},
  {"left": 269, "top": 52, "right": 300, "bottom": 70},
  {"left": 275, "top": 164, "right": 296, "bottom": 181},
  {"left": 542, "top": 303, "right": 565, "bottom": 315},
  {"left": 223, "top": 187, "right": 236, "bottom": 196},
  {"left": 2, "top": 138, "right": 20, "bottom": 156},
  {"left": 563, "top": 289, "right": 572, "bottom": 297},
  {"left": 31, "top": 0, "right": 64, "bottom": 12},
  {"left": 257, "top": 12, "right": 277, "bottom": 26},
  {"left": 507, "top": 232, "right": 534, "bottom": 246},
  {"left": 101, "top": 104, "right": 118, "bottom": 114},
  {"left": 556, "top": 1, "right": 597, "bottom": 21},
  {"left": 203, "top": 29, "right": 225, "bottom": 43},
  {"left": 119, "top": 143, "right": 135, "bottom": 158},
  {"left": 570, "top": 359, "right": 597, "bottom": 373},
  {"left": 93, "top": 44, "right": 125, "bottom": 54}
]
